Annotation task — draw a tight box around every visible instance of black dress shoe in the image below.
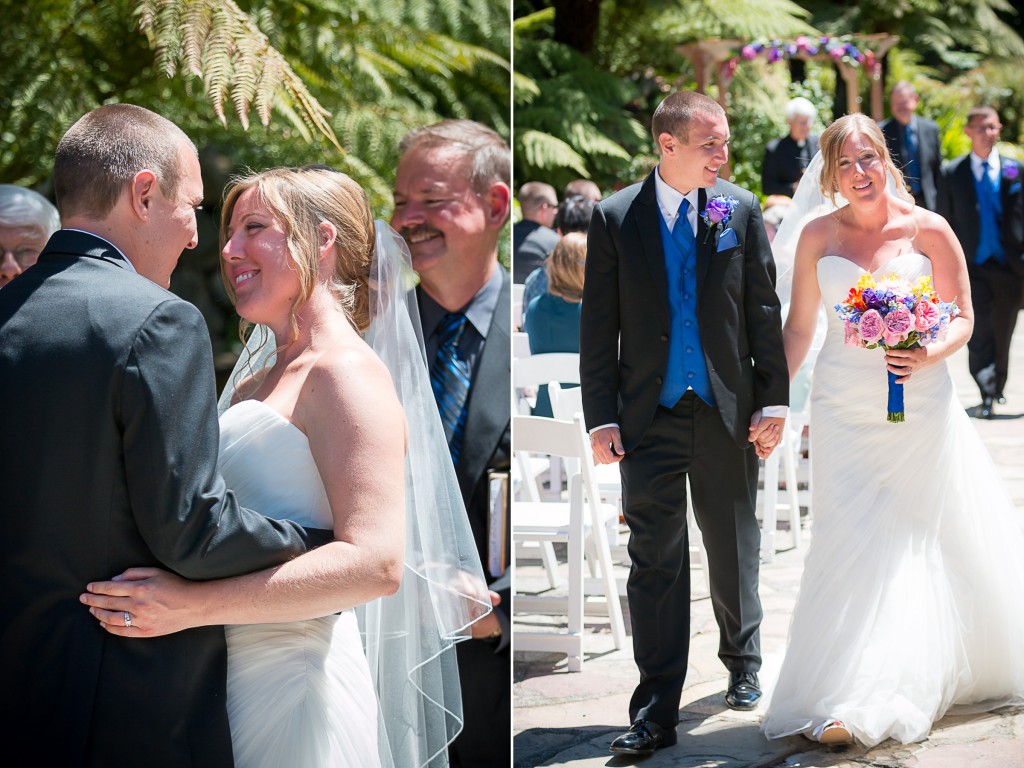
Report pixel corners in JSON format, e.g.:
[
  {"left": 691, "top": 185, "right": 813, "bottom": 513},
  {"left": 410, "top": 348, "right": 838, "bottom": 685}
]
[
  {"left": 608, "top": 719, "right": 677, "bottom": 755},
  {"left": 979, "top": 396, "right": 994, "bottom": 419},
  {"left": 725, "top": 671, "right": 762, "bottom": 710}
]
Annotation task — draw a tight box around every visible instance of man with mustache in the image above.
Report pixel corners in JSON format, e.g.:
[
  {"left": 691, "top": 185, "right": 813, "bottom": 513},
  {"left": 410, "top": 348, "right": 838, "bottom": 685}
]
[{"left": 391, "top": 119, "right": 512, "bottom": 768}]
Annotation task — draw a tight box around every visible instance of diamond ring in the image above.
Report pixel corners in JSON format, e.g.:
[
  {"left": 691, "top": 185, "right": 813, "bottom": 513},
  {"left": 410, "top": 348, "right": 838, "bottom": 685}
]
[{"left": 124, "top": 612, "right": 132, "bottom": 628}]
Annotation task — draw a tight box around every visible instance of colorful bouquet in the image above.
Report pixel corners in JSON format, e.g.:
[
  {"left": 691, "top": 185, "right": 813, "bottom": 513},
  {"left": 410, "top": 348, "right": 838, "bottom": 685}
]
[{"left": 834, "top": 273, "right": 960, "bottom": 422}]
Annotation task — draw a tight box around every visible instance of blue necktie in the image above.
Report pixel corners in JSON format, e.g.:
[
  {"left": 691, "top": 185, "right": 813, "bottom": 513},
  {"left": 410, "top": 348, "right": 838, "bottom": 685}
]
[
  {"left": 672, "top": 198, "right": 695, "bottom": 256},
  {"left": 430, "top": 313, "right": 471, "bottom": 464},
  {"left": 903, "top": 122, "right": 921, "bottom": 194}
]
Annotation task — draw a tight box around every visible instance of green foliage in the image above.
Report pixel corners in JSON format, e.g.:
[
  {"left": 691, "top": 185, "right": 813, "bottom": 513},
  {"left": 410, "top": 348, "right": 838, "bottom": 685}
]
[{"left": 0, "top": 0, "right": 510, "bottom": 216}]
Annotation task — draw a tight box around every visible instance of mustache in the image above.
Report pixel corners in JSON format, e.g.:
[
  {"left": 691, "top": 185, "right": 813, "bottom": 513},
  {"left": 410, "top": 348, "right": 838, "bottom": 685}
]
[{"left": 398, "top": 225, "right": 442, "bottom": 242}]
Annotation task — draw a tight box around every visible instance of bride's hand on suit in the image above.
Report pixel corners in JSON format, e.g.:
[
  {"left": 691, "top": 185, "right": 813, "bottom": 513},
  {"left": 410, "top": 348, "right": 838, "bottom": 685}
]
[{"left": 81, "top": 567, "right": 204, "bottom": 637}]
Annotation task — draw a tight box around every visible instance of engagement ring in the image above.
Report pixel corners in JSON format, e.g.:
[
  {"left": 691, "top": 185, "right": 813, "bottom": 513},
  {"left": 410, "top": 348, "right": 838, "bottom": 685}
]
[{"left": 124, "top": 612, "right": 132, "bottom": 628}]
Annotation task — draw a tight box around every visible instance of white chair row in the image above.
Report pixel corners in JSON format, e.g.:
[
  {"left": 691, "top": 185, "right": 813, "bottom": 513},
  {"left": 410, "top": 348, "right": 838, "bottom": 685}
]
[{"left": 511, "top": 413, "right": 627, "bottom": 672}]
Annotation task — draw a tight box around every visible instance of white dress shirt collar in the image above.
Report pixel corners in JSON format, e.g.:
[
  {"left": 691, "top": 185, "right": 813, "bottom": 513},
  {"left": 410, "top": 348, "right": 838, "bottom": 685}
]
[
  {"left": 970, "top": 149, "right": 1001, "bottom": 182},
  {"left": 654, "top": 165, "right": 699, "bottom": 234},
  {"left": 62, "top": 228, "right": 137, "bottom": 273}
]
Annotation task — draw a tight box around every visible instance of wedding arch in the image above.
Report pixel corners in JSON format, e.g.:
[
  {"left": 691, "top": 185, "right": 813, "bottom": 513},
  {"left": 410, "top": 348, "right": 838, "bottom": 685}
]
[{"left": 678, "top": 33, "right": 900, "bottom": 120}]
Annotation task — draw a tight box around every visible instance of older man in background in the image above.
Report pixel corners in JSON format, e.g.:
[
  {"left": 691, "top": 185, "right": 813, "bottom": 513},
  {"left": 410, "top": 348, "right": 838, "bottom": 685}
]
[
  {"left": 0, "top": 184, "right": 60, "bottom": 287},
  {"left": 513, "top": 180, "right": 559, "bottom": 283}
]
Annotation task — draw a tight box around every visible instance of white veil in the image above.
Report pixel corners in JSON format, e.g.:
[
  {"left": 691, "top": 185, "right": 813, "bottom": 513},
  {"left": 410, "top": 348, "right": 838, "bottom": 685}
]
[{"left": 218, "top": 222, "right": 491, "bottom": 768}]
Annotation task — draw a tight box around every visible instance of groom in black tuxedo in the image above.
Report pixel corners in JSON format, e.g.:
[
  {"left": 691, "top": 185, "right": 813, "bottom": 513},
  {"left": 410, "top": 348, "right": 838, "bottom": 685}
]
[
  {"left": 580, "top": 91, "right": 789, "bottom": 755},
  {"left": 0, "top": 104, "right": 325, "bottom": 767}
]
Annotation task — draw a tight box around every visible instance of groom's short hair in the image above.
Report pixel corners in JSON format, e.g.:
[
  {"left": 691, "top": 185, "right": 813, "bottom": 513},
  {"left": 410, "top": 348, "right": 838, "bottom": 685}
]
[
  {"left": 651, "top": 91, "right": 725, "bottom": 146},
  {"left": 54, "top": 103, "right": 196, "bottom": 220}
]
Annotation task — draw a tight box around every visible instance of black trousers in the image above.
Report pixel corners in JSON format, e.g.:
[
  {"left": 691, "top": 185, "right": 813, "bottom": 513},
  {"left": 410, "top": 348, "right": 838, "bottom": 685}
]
[
  {"left": 448, "top": 639, "right": 510, "bottom": 767},
  {"left": 619, "top": 392, "right": 761, "bottom": 728},
  {"left": 968, "top": 262, "right": 1023, "bottom": 398}
]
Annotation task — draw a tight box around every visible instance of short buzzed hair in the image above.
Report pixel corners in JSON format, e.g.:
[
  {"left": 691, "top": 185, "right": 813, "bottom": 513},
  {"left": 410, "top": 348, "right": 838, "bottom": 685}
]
[
  {"left": 398, "top": 119, "right": 510, "bottom": 198},
  {"left": 967, "top": 106, "right": 1000, "bottom": 125},
  {"left": 651, "top": 91, "right": 725, "bottom": 144},
  {"left": 53, "top": 103, "right": 196, "bottom": 219},
  {"left": 564, "top": 178, "right": 601, "bottom": 202},
  {"left": 518, "top": 181, "right": 557, "bottom": 216}
]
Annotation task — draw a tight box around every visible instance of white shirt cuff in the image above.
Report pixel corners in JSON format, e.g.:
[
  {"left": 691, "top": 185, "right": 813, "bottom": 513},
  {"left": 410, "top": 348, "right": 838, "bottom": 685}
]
[
  {"left": 588, "top": 422, "right": 619, "bottom": 435},
  {"left": 760, "top": 406, "right": 789, "bottom": 419}
]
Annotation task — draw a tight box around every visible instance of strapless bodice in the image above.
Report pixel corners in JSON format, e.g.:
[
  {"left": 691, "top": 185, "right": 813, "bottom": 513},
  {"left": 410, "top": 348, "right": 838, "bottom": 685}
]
[{"left": 218, "top": 399, "right": 332, "bottom": 529}]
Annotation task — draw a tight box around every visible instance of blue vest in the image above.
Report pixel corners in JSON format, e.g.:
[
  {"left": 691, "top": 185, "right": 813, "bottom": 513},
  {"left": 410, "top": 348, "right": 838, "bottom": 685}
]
[
  {"left": 658, "top": 213, "right": 715, "bottom": 408},
  {"left": 975, "top": 169, "right": 1005, "bottom": 266}
]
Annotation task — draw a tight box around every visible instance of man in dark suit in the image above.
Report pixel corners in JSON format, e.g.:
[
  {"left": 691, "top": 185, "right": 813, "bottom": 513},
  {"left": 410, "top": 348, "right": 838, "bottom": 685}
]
[
  {"left": 512, "top": 180, "right": 559, "bottom": 283},
  {"left": 879, "top": 81, "right": 942, "bottom": 211},
  {"left": 0, "top": 104, "right": 324, "bottom": 767},
  {"left": 580, "top": 91, "right": 790, "bottom": 756},
  {"left": 938, "top": 106, "right": 1024, "bottom": 417},
  {"left": 761, "top": 96, "right": 819, "bottom": 197},
  {"left": 391, "top": 119, "right": 511, "bottom": 768}
]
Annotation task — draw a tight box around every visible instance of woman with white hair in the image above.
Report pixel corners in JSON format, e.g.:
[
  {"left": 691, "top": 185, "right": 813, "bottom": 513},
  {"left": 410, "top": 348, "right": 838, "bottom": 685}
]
[
  {"left": 0, "top": 184, "right": 60, "bottom": 288},
  {"left": 761, "top": 96, "right": 820, "bottom": 197}
]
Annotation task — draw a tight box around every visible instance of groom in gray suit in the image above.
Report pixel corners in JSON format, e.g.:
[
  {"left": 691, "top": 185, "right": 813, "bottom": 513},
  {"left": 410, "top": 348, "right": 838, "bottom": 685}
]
[
  {"left": 580, "top": 90, "right": 789, "bottom": 755},
  {"left": 0, "top": 104, "right": 325, "bottom": 767}
]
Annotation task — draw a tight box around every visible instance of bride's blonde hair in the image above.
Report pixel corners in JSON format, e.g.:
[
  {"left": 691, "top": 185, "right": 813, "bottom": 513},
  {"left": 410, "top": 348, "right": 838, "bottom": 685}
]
[{"left": 220, "top": 166, "right": 376, "bottom": 343}]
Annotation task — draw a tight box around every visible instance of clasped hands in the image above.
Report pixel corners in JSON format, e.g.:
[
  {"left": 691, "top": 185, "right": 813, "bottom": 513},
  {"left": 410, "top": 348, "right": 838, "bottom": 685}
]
[{"left": 748, "top": 412, "right": 786, "bottom": 459}]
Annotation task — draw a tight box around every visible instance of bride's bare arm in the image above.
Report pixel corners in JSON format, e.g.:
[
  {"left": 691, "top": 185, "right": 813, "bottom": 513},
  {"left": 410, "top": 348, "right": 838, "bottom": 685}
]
[
  {"left": 83, "top": 344, "right": 407, "bottom": 637},
  {"left": 887, "top": 210, "right": 975, "bottom": 382},
  {"left": 781, "top": 216, "right": 828, "bottom": 382}
]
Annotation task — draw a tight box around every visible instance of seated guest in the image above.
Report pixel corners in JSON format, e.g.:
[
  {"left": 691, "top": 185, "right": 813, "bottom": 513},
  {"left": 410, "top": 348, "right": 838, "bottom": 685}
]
[
  {"left": 564, "top": 178, "right": 602, "bottom": 203},
  {"left": 513, "top": 181, "right": 559, "bottom": 283},
  {"left": 523, "top": 231, "right": 586, "bottom": 417},
  {"left": 523, "top": 194, "right": 595, "bottom": 310},
  {"left": 762, "top": 97, "right": 819, "bottom": 197},
  {"left": 0, "top": 185, "right": 60, "bottom": 288}
]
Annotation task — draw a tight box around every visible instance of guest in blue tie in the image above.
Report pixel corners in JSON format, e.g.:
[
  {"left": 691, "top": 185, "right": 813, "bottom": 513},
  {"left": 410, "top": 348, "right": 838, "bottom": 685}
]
[
  {"left": 390, "top": 119, "right": 511, "bottom": 768},
  {"left": 879, "top": 81, "right": 942, "bottom": 211},
  {"left": 938, "top": 106, "right": 1024, "bottom": 418},
  {"left": 523, "top": 231, "right": 586, "bottom": 416},
  {"left": 580, "top": 90, "right": 789, "bottom": 756}
]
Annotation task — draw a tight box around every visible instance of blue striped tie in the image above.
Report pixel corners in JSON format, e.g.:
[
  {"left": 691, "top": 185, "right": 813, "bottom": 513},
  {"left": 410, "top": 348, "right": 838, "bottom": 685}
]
[{"left": 430, "top": 312, "right": 471, "bottom": 464}]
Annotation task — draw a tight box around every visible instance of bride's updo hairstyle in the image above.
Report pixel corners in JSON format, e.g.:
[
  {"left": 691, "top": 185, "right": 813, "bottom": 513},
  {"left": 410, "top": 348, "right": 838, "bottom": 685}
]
[
  {"left": 818, "top": 113, "right": 912, "bottom": 205},
  {"left": 220, "top": 166, "right": 376, "bottom": 337}
]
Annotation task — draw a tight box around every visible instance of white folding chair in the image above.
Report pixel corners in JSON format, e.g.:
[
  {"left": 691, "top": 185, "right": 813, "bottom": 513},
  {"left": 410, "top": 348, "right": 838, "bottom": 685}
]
[
  {"left": 512, "top": 331, "right": 532, "bottom": 359},
  {"left": 512, "top": 283, "right": 525, "bottom": 331},
  {"left": 512, "top": 352, "right": 580, "bottom": 415},
  {"left": 512, "top": 414, "right": 627, "bottom": 671},
  {"left": 547, "top": 382, "right": 712, "bottom": 600}
]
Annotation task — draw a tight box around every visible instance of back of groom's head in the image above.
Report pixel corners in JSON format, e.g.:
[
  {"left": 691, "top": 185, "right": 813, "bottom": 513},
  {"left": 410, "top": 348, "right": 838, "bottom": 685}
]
[
  {"left": 651, "top": 91, "right": 725, "bottom": 145},
  {"left": 54, "top": 103, "right": 196, "bottom": 220}
]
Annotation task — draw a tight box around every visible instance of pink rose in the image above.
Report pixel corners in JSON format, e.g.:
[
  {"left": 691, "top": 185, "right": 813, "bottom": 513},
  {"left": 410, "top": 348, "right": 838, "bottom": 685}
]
[
  {"left": 858, "top": 309, "right": 884, "bottom": 343},
  {"left": 884, "top": 304, "right": 914, "bottom": 338},
  {"left": 741, "top": 45, "right": 757, "bottom": 60},
  {"left": 914, "top": 301, "right": 941, "bottom": 331},
  {"left": 844, "top": 319, "right": 860, "bottom": 346}
]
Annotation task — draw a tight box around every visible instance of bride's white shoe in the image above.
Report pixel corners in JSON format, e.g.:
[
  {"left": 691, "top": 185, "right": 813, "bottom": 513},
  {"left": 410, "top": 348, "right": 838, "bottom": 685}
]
[{"left": 809, "top": 719, "right": 853, "bottom": 745}]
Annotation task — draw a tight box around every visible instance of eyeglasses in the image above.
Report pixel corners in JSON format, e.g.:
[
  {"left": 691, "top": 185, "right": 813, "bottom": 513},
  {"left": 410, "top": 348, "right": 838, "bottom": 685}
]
[{"left": 1, "top": 245, "right": 42, "bottom": 269}]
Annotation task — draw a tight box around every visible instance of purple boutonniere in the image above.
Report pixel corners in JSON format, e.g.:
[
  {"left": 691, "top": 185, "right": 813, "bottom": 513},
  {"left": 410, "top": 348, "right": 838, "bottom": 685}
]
[
  {"left": 700, "top": 195, "right": 739, "bottom": 244},
  {"left": 1002, "top": 159, "right": 1019, "bottom": 181}
]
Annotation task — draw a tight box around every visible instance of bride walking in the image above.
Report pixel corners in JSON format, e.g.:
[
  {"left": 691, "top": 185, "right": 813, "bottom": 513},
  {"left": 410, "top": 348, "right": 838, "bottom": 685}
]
[
  {"left": 82, "top": 165, "right": 490, "bottom": 766},
  {"left": 760, "top": 113, "right": 1024, "bottom": 747}
]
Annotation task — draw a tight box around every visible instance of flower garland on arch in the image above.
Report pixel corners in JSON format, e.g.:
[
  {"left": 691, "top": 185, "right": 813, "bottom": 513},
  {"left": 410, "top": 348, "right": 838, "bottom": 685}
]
[{"left": 722, "top": 35, "right": 882, "bottom": 83}]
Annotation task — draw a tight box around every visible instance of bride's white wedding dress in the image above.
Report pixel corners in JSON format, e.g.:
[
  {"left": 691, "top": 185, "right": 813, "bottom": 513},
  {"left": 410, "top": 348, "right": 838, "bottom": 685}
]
[
  {"left": 218, "top": 399, "right": 382, "bottom": 768},
  {"left": 761, "top": 252, "right": 1024, "bottom": 747}
]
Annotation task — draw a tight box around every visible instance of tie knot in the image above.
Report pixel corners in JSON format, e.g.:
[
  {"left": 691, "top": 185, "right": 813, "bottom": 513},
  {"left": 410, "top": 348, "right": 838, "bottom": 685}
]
[
  {"left": 437, "top": 312, "right": 467, "bottom": 345},
  {"left": 678, "top": 197, "right": 690, "bottom": 218}
]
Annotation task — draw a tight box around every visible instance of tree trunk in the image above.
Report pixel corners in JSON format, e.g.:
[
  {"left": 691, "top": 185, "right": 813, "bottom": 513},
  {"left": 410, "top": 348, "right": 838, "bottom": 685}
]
[{"left": 553, "top": 0, "right": 601, "bottom": 55}]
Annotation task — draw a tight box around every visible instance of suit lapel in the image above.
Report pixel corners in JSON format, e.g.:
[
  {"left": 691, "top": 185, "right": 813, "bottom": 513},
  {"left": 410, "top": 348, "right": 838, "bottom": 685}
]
[
  {"left": 635, "top": 172, "right": 670, "bottom": 319},
  {"left": 696, "top": 186, "right": 713, "bottom": 291},
  {"left": 456, "top": 268, "right": 510, "bottom": 499}
]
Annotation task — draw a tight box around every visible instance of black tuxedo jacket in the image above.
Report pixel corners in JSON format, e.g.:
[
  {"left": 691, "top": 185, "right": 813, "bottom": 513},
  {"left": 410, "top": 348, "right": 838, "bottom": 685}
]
[
  {"left": 580, "top": 172, "right": 789, "bottom": 451},
  {"left": 938, "top": 153, "right": 1024, "bottom": 276},
  {"left": 880, "top": 116, "right": 942, "bottom": 211},
  {"left": 0, "top": 230, "right": 323, "bottom": 767}
]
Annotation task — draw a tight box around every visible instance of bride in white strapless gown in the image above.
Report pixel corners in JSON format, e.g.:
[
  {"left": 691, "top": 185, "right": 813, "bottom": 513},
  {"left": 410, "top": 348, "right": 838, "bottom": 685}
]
[
  {"left": 761, "top": 116, "right": 1024, "bottom": 747},
  {"left": 219, "top": 399, "right": 381, "bottom": 766}
]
